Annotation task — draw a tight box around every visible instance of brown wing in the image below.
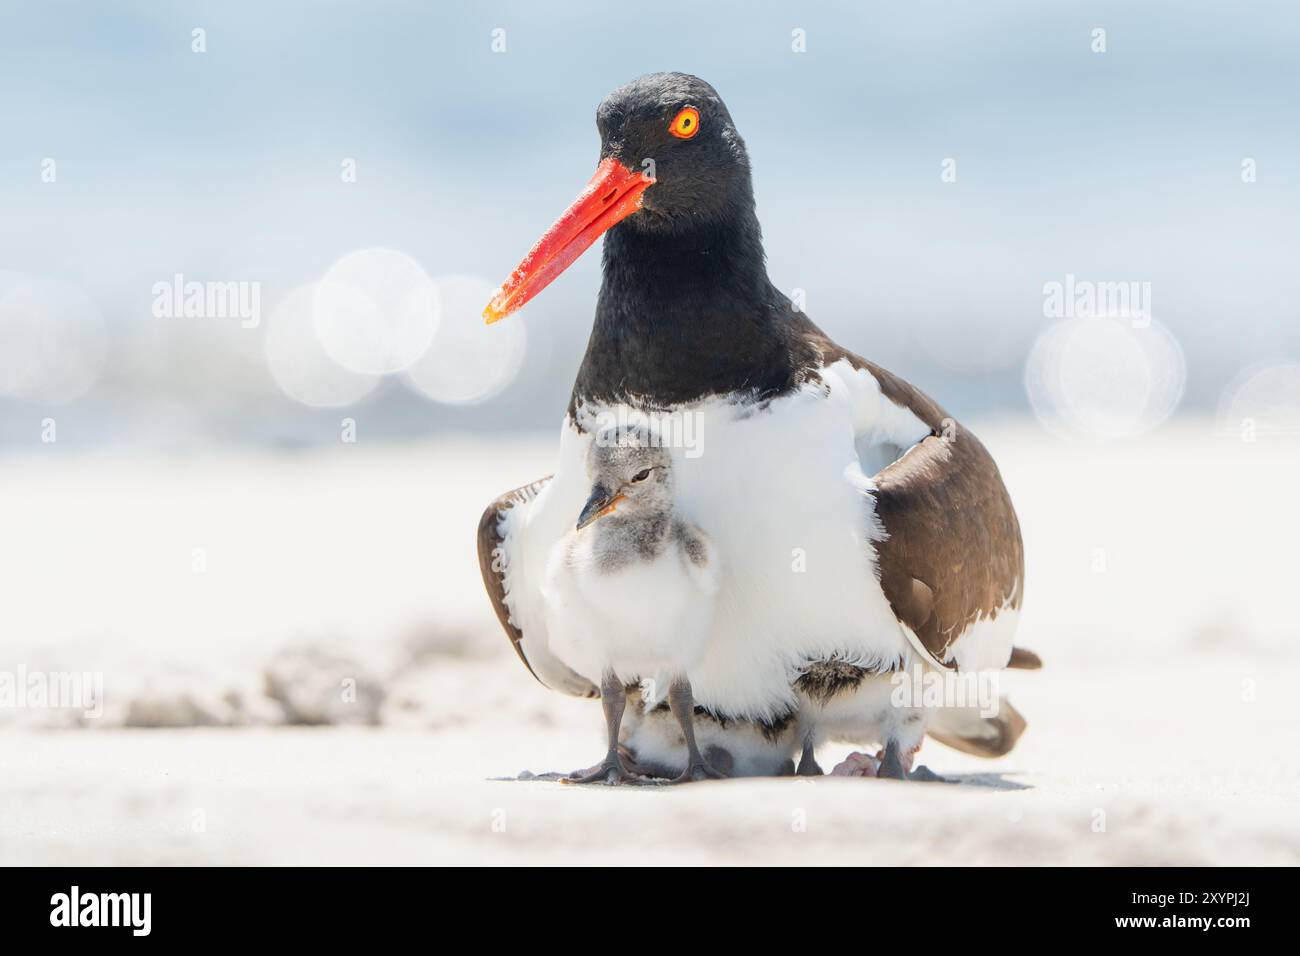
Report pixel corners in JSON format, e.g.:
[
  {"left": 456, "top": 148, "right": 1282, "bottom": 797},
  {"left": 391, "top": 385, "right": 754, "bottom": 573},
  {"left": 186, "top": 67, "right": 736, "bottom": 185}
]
[
  {"left": 804, "top": 324, "right": 1025, "bottom": 666},
  {"left": 476, "top": 476, "right": 600, "bottom": 698},
  {"left": 872, "top": 430, "right": 1024, "bottom": 663}
]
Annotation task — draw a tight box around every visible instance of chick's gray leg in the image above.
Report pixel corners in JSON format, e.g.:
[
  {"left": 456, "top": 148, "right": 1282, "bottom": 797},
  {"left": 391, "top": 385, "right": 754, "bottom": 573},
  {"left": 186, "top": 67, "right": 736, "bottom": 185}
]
[
  {"left": 566, "top": 671, "right": 637, "bottom": 785},
  {"left": 875, "top": 737, "right": 950, "bottom": 783},
  {"left": 667, "top": 677, "right": 727, "bottom": 783},
  {"left": 876, "top": 738, "right": 907, "bottom": 779},
  {"left": 796, "top": 737, "right": 823, "bottom": 776}
]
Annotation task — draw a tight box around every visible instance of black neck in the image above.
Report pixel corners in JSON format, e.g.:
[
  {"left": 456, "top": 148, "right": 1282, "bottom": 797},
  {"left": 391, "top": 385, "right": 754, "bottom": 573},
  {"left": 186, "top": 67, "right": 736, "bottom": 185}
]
[{"left": 569, "top": 212, "right": 815, "bottom": 411}]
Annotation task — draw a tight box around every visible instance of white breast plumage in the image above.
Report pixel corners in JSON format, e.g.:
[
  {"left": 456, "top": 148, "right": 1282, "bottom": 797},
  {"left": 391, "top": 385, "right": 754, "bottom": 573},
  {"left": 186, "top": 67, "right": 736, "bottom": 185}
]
[
  {"left": 497, "top": 358, "right": 990, "bottom": 722},
  {"left": 541, "top": 526, "right": 718, "bottom": 694}
]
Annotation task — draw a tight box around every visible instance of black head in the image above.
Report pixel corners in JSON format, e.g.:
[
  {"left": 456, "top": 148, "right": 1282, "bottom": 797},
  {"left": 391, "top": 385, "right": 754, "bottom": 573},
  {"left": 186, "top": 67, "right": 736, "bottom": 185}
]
[
  {"left": 484, "top": 72, "right": 813, "bottom": 408},
  {"left": 483, "top": 72, "right": 764, "bottom": 323},
  {"left": 596, "top": 72, "right": 754, "bottom": 234}
]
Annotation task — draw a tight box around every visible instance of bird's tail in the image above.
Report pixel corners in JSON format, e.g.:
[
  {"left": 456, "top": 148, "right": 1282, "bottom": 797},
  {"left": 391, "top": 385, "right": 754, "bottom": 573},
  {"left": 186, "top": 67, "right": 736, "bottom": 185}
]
[
  {"left": 925, "top": 645, "right": 1039, "bottom": 756},
  {"left": 927, "top": 697, "right": 1028, "bottom": 758},
  {"left": 1007, "top": 646, "right": 1043, "bottom": 669}
]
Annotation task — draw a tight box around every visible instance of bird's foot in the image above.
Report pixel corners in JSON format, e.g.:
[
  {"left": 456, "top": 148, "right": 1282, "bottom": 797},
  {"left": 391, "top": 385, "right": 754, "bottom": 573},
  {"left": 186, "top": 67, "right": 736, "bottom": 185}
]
[
  {"left": 829, "top": 751, "right": 881, "bottom": 777},
  {"left": 670, "top": 757, "right": 727, "bottom": 784},
  {"left": 875, "top": 742, "right": 909, "bottom": 779},
  {"left": 796, "top": 753, "right": 824, "bottom": 777},
  {"left": 906, "top": 764, "right": 950, "bottom": 783},
  {"left": 564, "top": 755, "right": 643, "bottom": 786},
  {"left": 829, "top": 747, "right": 946, "bottom": 782}
]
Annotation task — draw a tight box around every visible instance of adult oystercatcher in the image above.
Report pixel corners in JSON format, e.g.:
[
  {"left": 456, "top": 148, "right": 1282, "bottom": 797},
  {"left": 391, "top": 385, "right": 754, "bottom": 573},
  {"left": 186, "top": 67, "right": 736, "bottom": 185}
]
[{"left": 478, "top": 72, "right": 1034, "bottom": 779}]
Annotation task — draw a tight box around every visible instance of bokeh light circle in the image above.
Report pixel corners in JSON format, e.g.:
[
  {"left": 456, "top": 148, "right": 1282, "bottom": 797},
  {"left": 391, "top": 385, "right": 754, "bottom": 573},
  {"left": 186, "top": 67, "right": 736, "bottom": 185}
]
[
  {"left": 1217, "top": 360, "right": 1300, "bottom": 439},
  {"left": 312, "top": 248, "right": 440, "bottom": 375},
  {"left": 265, "top": 284, "right": 381, "bottom": 408},
  {"left": 402, "top": 274, "right": 527, "bottom": 405},
  {"left": 1025, "top": 316, "right": 1186, "bottom": 439}
]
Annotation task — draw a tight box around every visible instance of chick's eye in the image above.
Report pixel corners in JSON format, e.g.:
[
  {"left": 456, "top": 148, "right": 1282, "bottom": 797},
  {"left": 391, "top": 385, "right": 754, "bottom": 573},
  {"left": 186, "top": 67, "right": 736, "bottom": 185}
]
[
  {"left": 669, "top": 107, "right": 700, "bottom": 140},
  {"left": 632, "top": 468, "right": 652, "bottom": 482}
]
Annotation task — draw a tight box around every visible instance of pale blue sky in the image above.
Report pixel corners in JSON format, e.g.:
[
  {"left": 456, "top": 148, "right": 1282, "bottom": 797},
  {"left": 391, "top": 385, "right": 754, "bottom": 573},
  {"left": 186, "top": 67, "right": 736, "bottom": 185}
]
[{"left": 2, "top": 1, "right": 1298, "bottom": 445}]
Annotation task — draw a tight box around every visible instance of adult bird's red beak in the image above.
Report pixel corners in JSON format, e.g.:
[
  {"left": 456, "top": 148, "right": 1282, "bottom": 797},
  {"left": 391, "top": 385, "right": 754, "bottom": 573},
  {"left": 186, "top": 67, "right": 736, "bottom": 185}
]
[{"left": 483, "top": 157, "right": 654, "bottom": 323}]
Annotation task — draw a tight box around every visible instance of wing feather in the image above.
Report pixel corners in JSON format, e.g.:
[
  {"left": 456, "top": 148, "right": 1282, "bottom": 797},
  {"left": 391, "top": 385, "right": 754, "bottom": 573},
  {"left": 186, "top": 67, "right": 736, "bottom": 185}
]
[
  {"left": 477, "top": 476, "right": 599, "bottom": 698},
  {"left": 805, "top": 325, "right": 1025, "bottom": 667}
]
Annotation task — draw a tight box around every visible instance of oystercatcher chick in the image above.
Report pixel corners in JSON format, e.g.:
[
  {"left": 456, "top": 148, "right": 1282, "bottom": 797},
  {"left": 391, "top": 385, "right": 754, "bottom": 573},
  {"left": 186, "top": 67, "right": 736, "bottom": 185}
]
[{"left": 542, "top": 425, "right": 725, "bottom": 785}]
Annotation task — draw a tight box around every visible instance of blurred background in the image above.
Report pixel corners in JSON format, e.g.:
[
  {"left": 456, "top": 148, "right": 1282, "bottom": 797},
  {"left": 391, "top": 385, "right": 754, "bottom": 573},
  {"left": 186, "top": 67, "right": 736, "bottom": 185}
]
[
  {"left": 0, "top": 0, "right": 1296, "bottom": 764},
  {"left": 3, "top": 0, "right": 1299, "bottom": 865},
  {"left": 3, "top": 0, "right": 1299, "bottom": 448}
]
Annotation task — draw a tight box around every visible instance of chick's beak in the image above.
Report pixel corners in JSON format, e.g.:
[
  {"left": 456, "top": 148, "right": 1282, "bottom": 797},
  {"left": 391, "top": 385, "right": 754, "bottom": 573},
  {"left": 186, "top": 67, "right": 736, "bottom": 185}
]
[{"left": 576, "top": 485, "right": 627, "bottom": 530}]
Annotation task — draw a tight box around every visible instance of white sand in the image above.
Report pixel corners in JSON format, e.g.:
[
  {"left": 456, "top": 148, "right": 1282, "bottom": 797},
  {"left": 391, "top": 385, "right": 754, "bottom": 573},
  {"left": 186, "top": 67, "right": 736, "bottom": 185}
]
[{"left": 2, "top": 422, "right": 1298, "bottom": 865}]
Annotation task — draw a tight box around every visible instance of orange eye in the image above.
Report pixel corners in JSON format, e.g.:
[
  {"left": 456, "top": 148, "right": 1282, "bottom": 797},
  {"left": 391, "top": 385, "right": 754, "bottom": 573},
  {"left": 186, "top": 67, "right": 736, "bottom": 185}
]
[{"left": 669, "top": 107, "right": 700, "bottom": 139}]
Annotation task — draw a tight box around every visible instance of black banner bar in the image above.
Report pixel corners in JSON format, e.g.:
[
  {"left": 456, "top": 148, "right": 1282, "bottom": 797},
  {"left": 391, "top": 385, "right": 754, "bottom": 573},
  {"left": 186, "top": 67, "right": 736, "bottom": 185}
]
[{"left": 0, "top": 866, "right": 1281, "bottom": 942}]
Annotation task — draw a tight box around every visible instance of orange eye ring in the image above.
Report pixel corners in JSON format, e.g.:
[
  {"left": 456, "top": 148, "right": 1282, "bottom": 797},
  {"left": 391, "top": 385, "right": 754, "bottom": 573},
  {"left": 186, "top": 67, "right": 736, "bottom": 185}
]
[{"left": 669, "top": 107, "right": 700, "bottom": 139}]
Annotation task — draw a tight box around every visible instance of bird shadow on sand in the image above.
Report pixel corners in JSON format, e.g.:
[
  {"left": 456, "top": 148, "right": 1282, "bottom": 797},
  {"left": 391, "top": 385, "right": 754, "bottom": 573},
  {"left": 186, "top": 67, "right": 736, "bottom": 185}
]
[
  {"left": 933, "top": 772, "right": 1032, "bottom": 791},
  {"left": 496, "top": 769, "right": 1032, "bottom": 791},
  {"left": 496, "top": 770, "right": 669, "bottom": 786}
]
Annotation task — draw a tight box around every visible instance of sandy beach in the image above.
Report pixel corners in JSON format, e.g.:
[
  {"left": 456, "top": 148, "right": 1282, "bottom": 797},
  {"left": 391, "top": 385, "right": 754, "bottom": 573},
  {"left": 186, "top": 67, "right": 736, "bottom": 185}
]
[{"left": 2, "top": 423, "right": 1298, "bottom": 865}]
